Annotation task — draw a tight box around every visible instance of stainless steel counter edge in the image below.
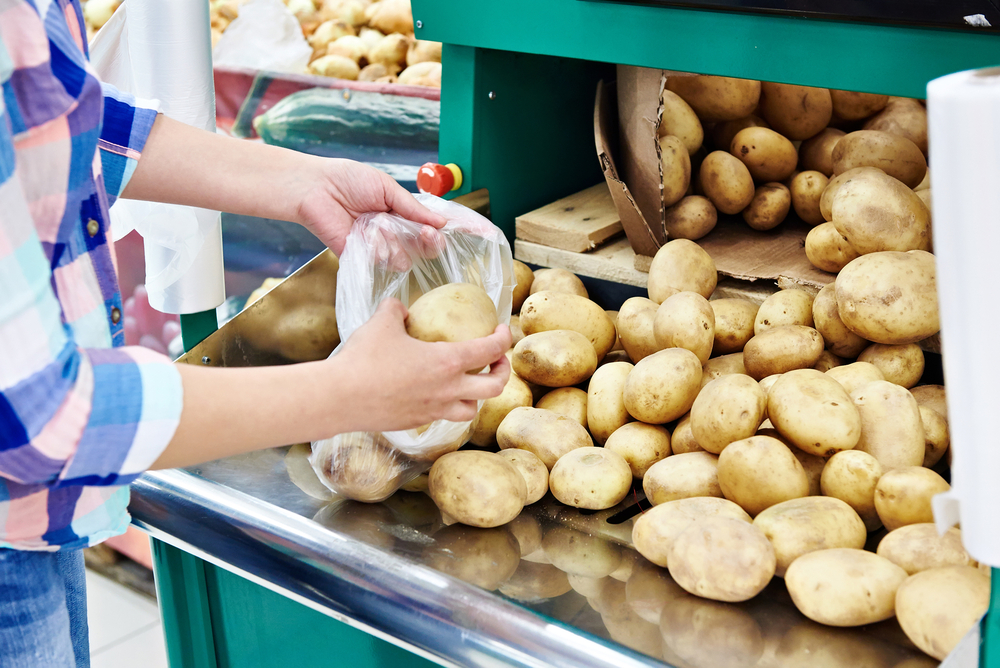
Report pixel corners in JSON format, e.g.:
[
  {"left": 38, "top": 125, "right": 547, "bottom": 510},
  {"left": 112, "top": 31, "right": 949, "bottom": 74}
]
[{"left": 130, "top": 469, "right": 667, "bottom": 668}]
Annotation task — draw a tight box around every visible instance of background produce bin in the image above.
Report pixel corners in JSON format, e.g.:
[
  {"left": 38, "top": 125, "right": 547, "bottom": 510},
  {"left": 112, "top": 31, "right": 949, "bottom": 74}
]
[{"left": 144, "top": 2, "right": 1000, "bottom": 667}]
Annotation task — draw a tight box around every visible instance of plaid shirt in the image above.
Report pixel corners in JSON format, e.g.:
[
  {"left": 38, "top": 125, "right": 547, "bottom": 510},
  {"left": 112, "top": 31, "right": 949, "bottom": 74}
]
[{"left": 0, "top": 0, "right": 183, "bottom": 551}]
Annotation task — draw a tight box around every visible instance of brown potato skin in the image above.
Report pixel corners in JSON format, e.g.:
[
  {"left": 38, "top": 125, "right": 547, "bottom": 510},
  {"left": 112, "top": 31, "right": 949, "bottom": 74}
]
[
  {"left": 616, "top": 297, "right": 661, "bottom": 363},
  {"left": 712, "top": 114, "right": 770, "bottom": 151},
  {"left": 624, "top": 348, "right": 704, "bottom": 424},
  {"left": 643, "top": 451, "right": 722, "bottom": 504},
  {"left": 665, "top": 195, "right": 717, "bottom": 241},
  {"left": 647, "top": 239, "right": 718, "bottom": 302},
  {"left": 428, "top": 451, "right": 527, "bottom": 528},
  {"left": 520, "top": 291, "right": 617, "bottom": 360},
  {"left": 790, "top": 171, "right": 829, "bottom": 226},
  {"left": 658, "top": 89, "right": 704, "bottom": 154},
  {"left": 632, "top": 497, "right": 750, "bottom": 568},
  {"left": 753, "top": 497, "right": 867, "bottom": 576},
  {"left": 857, "top": 343, "right": 925, "bottom": 388},
  {"left": 820, "top": 449, "right": 883, "bottom": 530},
  {"left": 529, "top": 267, "right": 587, "bottom": 298},
  {"left": 512, "top": 330, "right": 598, "bottom": 387},
  {"left": 710, "top": 299, "right": 759, "bottom": 355},
  {"left": 874, "top": 466, "right": 950, "bottom": 531},
  {"left": 717, "top": 435, "right": 810, "bottom": 517},
  {"left": 743, "top": 325, "right": 825, "bottom": 380},
  {"left": 497, "top": 406, "right": 594, "bottom": 469},
  {"left": 691, "top": 375, "right": 767, "bottom": 455},
  {"left": 799, "top": 128, "right": 846, "bottom": 177},
  {"left": 863, "top": 98, "right": 928, "bottom": 155},
  {"left": 832, "top": 130, "right": 927, "bottom": 189},
  {"left": 758, "top": 82, "right": 833, "bottom": 141},
  {"left": 742, "top": 183, "right": 791, "bottom": 231},
  {"left": 831, "top": 170, "right": 931, "bottom": 254},
  {"left": 699, "top": 151, "right": 756, "bottom": 215},
  {"left": 587, "top": 361, "right": 634, "bottom": 445},
  {"left": 653, "top": 291, "right": 716, "bottom": 364},
  {"left": 470, "top": 371, "right": 534, "bottom": 446},
  {"left": 819, "top": 166, "right": 883, "bottom": 221},
  {"left": 512, "top": 260, "right": 534, "bottom": 312},
  {"left": 805, "top": 222, "right": 860, "bottom": 274},
  {"left": 830, "top": 90, "right": 889, "bottom": 121},
  {"left": 661, "top": 134, "right": 692, "bottom": 207},
  {"left": 811, "top": 283, "right": 868, "bottom": 358},
  {"left": 665, "top": 75, "right": 761, "bottom": 122},
  {"left": 730, "top": 127, "right": 798, "bottom": 182}
]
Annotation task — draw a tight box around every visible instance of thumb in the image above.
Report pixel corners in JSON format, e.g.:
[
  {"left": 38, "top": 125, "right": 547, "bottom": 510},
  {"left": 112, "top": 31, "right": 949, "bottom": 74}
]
[{"left": 371, "top": 298, "right": 408, "bottom": 327}]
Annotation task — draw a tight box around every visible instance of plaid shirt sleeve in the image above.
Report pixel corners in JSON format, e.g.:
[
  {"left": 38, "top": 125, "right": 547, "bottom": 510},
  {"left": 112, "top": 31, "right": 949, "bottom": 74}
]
[
  {"left": 98, "top": 83, "right": 159, "bottom": 206},
  {"left": 0, "top": 42, "right": 182, "bottom": 490}
]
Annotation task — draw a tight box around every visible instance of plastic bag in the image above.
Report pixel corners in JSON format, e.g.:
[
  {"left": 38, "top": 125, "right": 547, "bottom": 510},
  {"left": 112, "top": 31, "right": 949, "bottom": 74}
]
[
  {"left": 212, "top": 0, "right": 312, "bottom": 74},
  {"left": 309, "top": 194, "right": 514, "bottom": 501}
]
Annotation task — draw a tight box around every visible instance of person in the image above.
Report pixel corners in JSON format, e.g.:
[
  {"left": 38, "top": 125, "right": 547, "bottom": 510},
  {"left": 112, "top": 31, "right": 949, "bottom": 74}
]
[{"left": 0, "top": 1, "right": 511, "bottom": 666}]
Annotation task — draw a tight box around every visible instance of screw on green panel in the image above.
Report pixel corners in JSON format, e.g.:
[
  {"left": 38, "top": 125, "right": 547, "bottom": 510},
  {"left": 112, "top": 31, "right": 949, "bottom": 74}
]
[
  {"left": 180, "top": 310, "right": 219, "bottom": 352},
  {"left": 982, "top": 568, "right": 1000, "bottom": 667}
]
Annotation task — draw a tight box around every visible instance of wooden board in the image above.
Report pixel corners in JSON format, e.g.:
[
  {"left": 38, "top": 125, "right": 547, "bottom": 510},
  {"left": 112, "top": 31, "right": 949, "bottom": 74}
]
[
  {"left": 515, "top": 236, "right": 648, "bottom": 287},
  {"left": 514, "top": 183, "right": 623, "bottom": 253}
]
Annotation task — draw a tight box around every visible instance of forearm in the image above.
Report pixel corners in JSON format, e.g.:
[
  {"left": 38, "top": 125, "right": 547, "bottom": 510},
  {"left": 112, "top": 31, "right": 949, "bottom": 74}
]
[
  {"left": 121, "top": 114, "right": 320, "bottom": 225},
  {"left": 152, "top": 358, "right": 351, "bottom": 470}
]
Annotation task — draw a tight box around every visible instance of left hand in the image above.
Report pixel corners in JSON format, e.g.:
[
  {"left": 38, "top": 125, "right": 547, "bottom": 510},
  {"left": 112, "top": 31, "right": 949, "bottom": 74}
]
[{"left": 295, "top": 159, "right": 447, "bottom": 255}]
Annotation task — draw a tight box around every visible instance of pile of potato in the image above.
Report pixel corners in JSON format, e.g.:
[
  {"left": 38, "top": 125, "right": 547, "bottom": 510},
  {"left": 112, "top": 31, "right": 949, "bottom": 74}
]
[
  {"left": 655, "top": 74, "right": 930, "bottom": 260},
  {"left": 209, "top": 0, "right": 442, "bottom": 86},
  {"left": 413, "top": 243, "right": 987, "bottom": 662}
]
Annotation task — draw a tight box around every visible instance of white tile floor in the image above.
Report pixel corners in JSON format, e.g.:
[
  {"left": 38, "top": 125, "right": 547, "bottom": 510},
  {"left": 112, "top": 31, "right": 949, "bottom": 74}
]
[{"left": 86, "top": 569, "right": 169, "bottom": 668}]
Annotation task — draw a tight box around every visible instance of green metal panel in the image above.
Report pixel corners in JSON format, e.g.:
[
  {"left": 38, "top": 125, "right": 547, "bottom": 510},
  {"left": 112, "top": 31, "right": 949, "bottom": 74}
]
[
  {"left": 414, "top": 0, "right": 1000, "bottom": 98},
  {"left": 152, "top": 540, "right": 219, "bottom": 668},
  {"left": 439, "top": 45, "right": 613, "bottom": 240},
  {"left": 984, "top": 568, "right": 1000, "bottom": 667},
  {"left": 180, "top": 310, "right": 219, "bottom": 353}
]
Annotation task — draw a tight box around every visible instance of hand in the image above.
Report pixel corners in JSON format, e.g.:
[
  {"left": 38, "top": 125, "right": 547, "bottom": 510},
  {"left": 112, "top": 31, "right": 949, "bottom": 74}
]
[
  {"left": 296, "top": 159, "right": 447, "bottom": 256},
  {"left": 330, "top": 298, "right": 512, "bottom": 433}
]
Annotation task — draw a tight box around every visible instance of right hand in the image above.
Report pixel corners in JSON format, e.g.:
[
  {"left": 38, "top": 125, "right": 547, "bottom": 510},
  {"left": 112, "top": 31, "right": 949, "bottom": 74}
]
[{"left": 330, "top": 298, "right": 512, "bottom": 433}]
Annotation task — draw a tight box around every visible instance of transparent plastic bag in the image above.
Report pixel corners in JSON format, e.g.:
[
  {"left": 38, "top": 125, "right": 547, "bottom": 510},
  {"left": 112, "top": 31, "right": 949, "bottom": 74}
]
[{"left": 309, "top": 194, "right": 513, "bottom": 501}]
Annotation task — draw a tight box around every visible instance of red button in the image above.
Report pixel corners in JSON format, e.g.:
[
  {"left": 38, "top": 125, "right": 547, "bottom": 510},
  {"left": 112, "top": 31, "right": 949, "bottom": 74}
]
[{"left": 417, "top": 163, "right": 463, "bottom": 196}]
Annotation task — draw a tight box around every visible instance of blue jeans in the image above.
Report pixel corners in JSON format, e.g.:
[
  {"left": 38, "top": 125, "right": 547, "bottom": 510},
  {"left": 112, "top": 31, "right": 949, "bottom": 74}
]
[{"left": 0, "top": 549, "right": 90, "bottom": 668}]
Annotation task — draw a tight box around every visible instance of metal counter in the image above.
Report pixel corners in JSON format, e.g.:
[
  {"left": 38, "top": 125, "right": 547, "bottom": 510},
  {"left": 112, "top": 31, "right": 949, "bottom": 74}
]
[{"left": 130, "top": 446, "right": 938, "bottom": 668}]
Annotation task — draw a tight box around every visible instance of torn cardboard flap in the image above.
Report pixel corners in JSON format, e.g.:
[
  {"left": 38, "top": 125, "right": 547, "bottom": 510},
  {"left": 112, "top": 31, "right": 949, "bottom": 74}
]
[
  {"left": 616, "top": 65, "right": 666, "bottom": 243},
  {"left": 594, "top": 79, "right": 662, "bottom": 257}
]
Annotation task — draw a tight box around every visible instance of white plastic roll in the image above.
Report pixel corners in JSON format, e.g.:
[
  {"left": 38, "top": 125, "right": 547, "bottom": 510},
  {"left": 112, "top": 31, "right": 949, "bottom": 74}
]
[{"left": 927, "top": 67, "right": 1000, "bottom": 567}]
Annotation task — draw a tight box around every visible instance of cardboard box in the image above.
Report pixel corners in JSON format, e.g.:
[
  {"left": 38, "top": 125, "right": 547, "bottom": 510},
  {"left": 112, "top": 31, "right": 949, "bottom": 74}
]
[{"left": 594, "top": 66, "right": 835, "bottom": 291}]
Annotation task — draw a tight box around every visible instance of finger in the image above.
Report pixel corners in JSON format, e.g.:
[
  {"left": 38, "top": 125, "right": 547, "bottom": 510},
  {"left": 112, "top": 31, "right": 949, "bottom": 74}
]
[
  {"left": 439, "top": 400, "right": 478, "bottom": 423},
  {"left": 449, "top": 327, "right": 511, "bottom": 373},
  {"left": 384, "top": 177, "right": 448, "bottom": 229},
  {"left": 455, "top": 363, "right": 509, "bottom": 400},
  {"left": 370, "top": 297, "right": 408, "bottom": 327},
  {"left": 415, "top": 225, "right": 446, "bottom": 260}
]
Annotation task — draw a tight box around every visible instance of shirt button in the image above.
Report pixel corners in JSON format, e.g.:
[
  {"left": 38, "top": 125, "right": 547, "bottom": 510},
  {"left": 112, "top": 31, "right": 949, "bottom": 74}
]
[
  {"left": 111, "top": 307, "right": 121, "bottom": 324},
  {"left": 86, "top": 219, "right": 99, "bottom": 237}
]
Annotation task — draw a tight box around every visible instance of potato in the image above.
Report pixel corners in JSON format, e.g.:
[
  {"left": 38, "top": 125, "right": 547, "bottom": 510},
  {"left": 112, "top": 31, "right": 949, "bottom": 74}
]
[
  {"left": 755, "top": 289, "right": 814, "bottom": 335},
  {"left": 605, "top": 422, "right": 671, "bottom": 478},
  {"left": 512, "top": 260, "right": 534, "bottom": 312},
  {"left": 507, "top": 514, "right": 545, "bottom": 561},
  {"left": 743, "top": 325, "right": 825, "bottom": 380},
  {"left": 768, "top": 369, "right": 861, "bottom": 458},
  {"left": 308, "top": 54, "right": 361, "bottom": 79},
  {"left": 311, "top": 434, "right": 415, "bottom": 503},
  {"left": 799, "top": 128, "right": 846, "bottom": 177},
  {"left": 830, "top": 90, "right": 889, "bottom": 121},
  {"left": 712, "top": 114, "right": 770, "bottom": 151},
  {"left": 785, "top": 171, "right": 828, "bottom": 227},
  {"left": 624, "top": 348, "right": 703, "bottom": 424},
  {"left": 786, "top": 548, "right": 908, "bottom": 626},
  {"left": 520, "top": 291, "right": 616, "bottom": 360},
  {"left": 742, "top": 183, "right": 791, "bottom": 231},
  {"left": 469, "top": 370, "right": 533, "bottom": 446},
  {"left": 422, "top": 525, "right": 520, "bottom": 590},
  {"left": 647, "top": 239, "right": 718, "bottom": 302},
  {"left": 896, "top": 566, "right": 990, "bottom": 660},
  {"left": 643, "top": 451, "right": 721, "bottom": 504},
  {"left": 718, "top": 435, "right": 810, "bottom": 517},
  {"left": 857, "top": 343, "right": 924, "bottom": 389},
  {"left": 357, "top": 63, "right": 390, "bottom": 82},
  {"left": 758, "top": 82, "right": 833, "bottom": 141},
  {"left": 831, "top": 170, "right": 931, "bottom": 254},
  {"left": 864, "top": 98, "right": 929, "bottom": 155},
  {"left": 367, "top": 33, "right": 408, "bottom": 74},
  {"left": 836, "top": 251, "right": 939, "bottom": 345},
  {"left": 820, "top": 450, "right": 884, "bottom": 530},
  {"left": 543, "top": 526, "right": 622, "bottom": 578},
  {"left": 825, "top": 363, "right": 883, "bottom": 398},
  {"left": 653, "top": 291, "right": 715, "bottom": 364},
  {"left": 668, "top": 517, "right": 776, "bottom": 602},
  {"left": 809, "top": 284, "right": 865, "bottom": 357},
  {"left": 497, "top": 448, "right": 548, "bottom": 505},
  {"left": 710, "top": 299, "right": 759, "bottom": 355},
  {"left": 874, "top": 466, "right": 950, "bottom": 531},
  {"left": 877, "top": 525, "right": 972, "bottom": 575},
  {"left": 699, "top": 151, "right": 756, "bottom": 215},
  {"left": 529, "top": 267, "right": 587, "bottom": 298},
  {"left": 832, "top": 130, "right": 927, "bottom": 189},
  {"left": 326, "top": 35, "right": 368, "bottom": 63},
  {"left": 549, "top": 447, "right": 632, "bottom": 510},
  {"left": 805, "top": 222, "right": 860, "bottom": 274},
  {"left": 919, "top": 405, "right": 950, "bottom": 468},
  {"left": 812, "top": 350, "right": 843, "bottom": 372},
  {"left": 660, "top": 134, "right": 692, "bottom": 208},
  {"left": 819, "top": 166, "right": 883, "bottom": 221},
  {"left": 508, "top": 315, "right": 525, "bottom": 346},
  {"left": 498, "top": 561, "right": 572, "bottom": 601},
  {"left": 512, "top": 330, "right": 597, "bottom": 387},
  {"left": 791, "top": 448, "right": 826, "bottom": 496},
  {"left": 660, "top": 594, "right": 765, "bottom": 668},
  {"left": 615, "top": 297, "right": 660, "bottom": 362},
  {"left": 756, "top": 497, "right": 867, "bottom": 578},
  {"left": 911, "top": 384, "right": 947, "bottom": 421},
  {"left": 535, "top": 387, "right": 587, "bottom": 427},
  {"left": 658, "top": 90, "right": 704, "bottom": 154},
  {"left": 428, "top": 451, "right": 526, "bottom": 528},
  {"left": 729, "top": 127, "right": 798, "bottom": 182},
  {"left": 497, "top": 406, "right": 593, "bottom": 470},
  {"left": 852, "top": 381, "right": 924, "bottom": 471},
  {"left": 632, "top": 497, "right": 750, "bottom": 567},
  {"left": 701, "top": 352, "right": 748, "bottom": 389},
  {"left": 586, "top": 362, "right": 634, "bottom": 445},
  {"left": 665, "top": 195, "right": 717, "bottom": 241},
  {"left": 405, "top": 282, "right": 497, "bottom": 344},
  {"left": 671, "top": 413, "right": 704, "bottom": 454},
  {"left": 691, "top": 375, "right": 767, "bottom": 455},
  {"left": 665, "top": 74, "right": 761, "bottom": 122}
]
